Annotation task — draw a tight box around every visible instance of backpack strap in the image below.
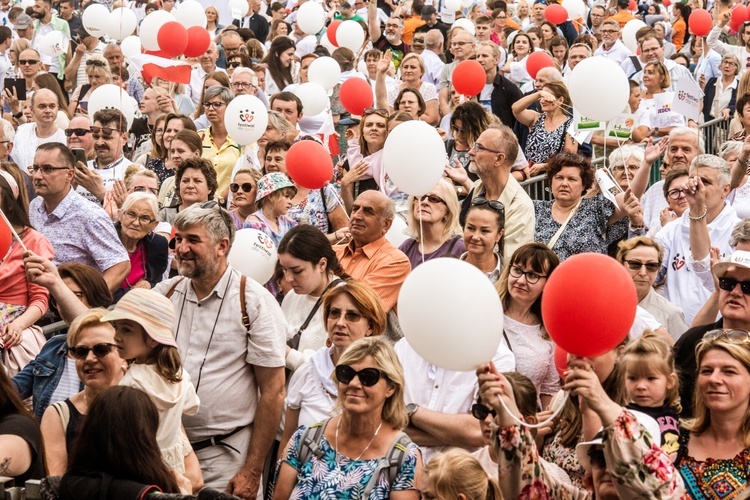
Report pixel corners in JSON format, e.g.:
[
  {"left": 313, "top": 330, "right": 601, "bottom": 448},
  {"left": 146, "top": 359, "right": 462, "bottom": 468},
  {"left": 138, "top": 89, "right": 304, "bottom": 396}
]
[
  {"left": 361, "top": 432, "right": 413, "bottom": 497},
  {"left": 296, "top": 418, "right": 330, "bottom": 467},
  {"left": 239, "top": 275, "right": 250, "bottom": 331},
  {"left": 51, "top": 400, "right": 70, "bottom": 431},
  {"left": 165, "top": 277, "right": 185, "bottom": 299}
]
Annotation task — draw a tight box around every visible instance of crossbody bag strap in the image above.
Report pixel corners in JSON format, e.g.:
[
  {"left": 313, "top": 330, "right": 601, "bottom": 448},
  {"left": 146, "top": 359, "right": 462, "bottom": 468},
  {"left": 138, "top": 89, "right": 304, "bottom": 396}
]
[
  {"left": 165, "top": 277, "right": 186, "bottom": 299},
  {"left": 240, "top": 275, "right": 250, "bottom": 331},
  {"left": 288, "top": 278, "right": 343, "bottom": 349},
  {"left": 547, "top": 198, "right": 582, "bottom": 250}
]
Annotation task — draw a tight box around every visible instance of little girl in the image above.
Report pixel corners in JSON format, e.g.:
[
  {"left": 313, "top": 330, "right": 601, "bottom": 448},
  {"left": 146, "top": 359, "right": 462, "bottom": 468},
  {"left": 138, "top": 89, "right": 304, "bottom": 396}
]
[
  {"left": 244, "top": 172, "right": 298, "bottom": 247},
  {"left": 621, "top": 331, "right": 681, "bottom": 458},
  {"left": 101, "top": 288, "right": 200, "bottom": 475}
]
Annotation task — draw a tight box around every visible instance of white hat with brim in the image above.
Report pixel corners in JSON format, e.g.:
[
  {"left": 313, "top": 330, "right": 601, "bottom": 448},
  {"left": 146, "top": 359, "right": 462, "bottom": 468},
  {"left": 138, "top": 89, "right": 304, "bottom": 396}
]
[{"left": 712, "top": 250, "right": 750, "bottom": 278}]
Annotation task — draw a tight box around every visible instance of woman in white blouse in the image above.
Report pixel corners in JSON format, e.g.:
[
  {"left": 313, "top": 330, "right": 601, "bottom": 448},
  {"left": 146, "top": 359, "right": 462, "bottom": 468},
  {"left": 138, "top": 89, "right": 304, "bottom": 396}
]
[
  {"left": 504, "top": 31, "right": 534, "bottom": 88},
  {"left": 375, "top": 52, "right": 440, "bottom": 125}
]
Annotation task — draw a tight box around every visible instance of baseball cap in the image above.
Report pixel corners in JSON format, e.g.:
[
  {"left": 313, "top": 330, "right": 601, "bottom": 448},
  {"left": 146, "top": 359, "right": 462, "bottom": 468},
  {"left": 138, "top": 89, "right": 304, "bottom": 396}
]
[
  {"left": 14, "top": 14, "right": 32, "bottom": 30},
  {"left": 100, "top": 288, "right": 178, "bottom": 348},
  {"left": 422, "top": 5, "right": 437, "bottom": 19},
  {"left": 712, "top": 250, "right": 750, "bottom": 278}
]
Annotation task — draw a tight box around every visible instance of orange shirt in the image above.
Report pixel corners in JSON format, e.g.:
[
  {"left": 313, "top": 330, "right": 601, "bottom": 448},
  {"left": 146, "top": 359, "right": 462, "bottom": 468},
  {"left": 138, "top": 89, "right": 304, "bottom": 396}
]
[
  {"left": 0, "top": 228, "right": 54, "bottom": 313},
  {"left": 403, "top": 15, "right": 426, "bottom": 45},
  {"left": 672, "top": 18, "right": 686, "bottom": 51},
  {"left": 335, "top": 237, "right": 411, "bottom": 312},
  {"left": 506, "top": 18, "right": 521, "bottom": 30},
  {"left": 607, "top": 10, "right": 634, "bottom": 28}
]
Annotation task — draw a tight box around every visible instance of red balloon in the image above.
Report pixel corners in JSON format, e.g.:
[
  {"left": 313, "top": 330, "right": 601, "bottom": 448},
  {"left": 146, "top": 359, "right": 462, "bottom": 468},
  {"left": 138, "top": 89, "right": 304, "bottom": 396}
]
[
  {"left": 541, "top": 253, "right": 637, "bottom": 358},
  {"left": 451, "top": 60, "right": 485, "bottom": 96},
  {"left": 0, "top": 221, "right": 10, "bottom": 259},
  {"left": 663, "top": 0, "right": 670, "bottom": 6},
  {"left": 732, "top": 5, "right": 748, "bottom": 25},
  {"left": 526, "top": 51, "right": 555, "bottom": 79},
  {"left": 628, "top": 0, "right": 636, "bottom": 10},
  {"left": 731, "top": 19, "right": 742, "bottom": 33},
  {"left": 286, "top": 140, "right": 333, "bottom": 189},
  {"left": 183, "top": 26, "right": 211, "bottom": 58},
  {"left": 157, "top": 21, "right": 189, "bottom": 58},
  {"left": 544, "top": 4, "right": 568, "bottom": 24},
  {"left": 553, "top": 345, "right": 569, "bottom": 379},
  {"left": 340, "top": 77, "right": 373, "bottom": 115},
  {"left": 327, "top": 20, "right": 341, "bottom": 46},
  {"left": 688, "top": 9, "right": 713, "bottom": 37}
]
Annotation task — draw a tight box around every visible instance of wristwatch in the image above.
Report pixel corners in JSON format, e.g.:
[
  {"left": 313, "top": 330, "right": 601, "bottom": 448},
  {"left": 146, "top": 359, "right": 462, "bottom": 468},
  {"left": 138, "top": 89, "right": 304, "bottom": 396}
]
[
  {"left": 13, "top": 112, "right": 22, "bottom": 119},
  {"left": 406, "top": 403, "right": 419, "bottom": 420}
]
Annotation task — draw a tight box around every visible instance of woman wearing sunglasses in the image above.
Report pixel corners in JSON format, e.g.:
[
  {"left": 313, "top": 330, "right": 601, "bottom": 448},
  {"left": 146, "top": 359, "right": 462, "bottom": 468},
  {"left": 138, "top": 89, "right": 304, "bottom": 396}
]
[
  {"left": 228, "top": 168, "right": 262, "bottom": 229},
  {"left": 68, "top": 55, "right": 111, "bottom": 117},
  {"left": 40, "top": 308, "right": 126, "bottom": 476},
  {"left": 399, "top": 179, "right": 465, "bottom": 269},
  {"left": 461, "top": 196, "right": 505, "bottom": 283},
  {"left": 275, "top": 336, "right": 421, "bottom": 499}
]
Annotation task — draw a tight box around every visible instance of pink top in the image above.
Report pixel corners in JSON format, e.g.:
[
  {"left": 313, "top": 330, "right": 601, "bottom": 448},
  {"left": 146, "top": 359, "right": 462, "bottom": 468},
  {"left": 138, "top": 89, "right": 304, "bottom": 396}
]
[
  {"left": 0, "top": 228, "right": 54, "bottom": 314},
  {"left": 121, "top": 244, "right": 146, "bottom": 290}
]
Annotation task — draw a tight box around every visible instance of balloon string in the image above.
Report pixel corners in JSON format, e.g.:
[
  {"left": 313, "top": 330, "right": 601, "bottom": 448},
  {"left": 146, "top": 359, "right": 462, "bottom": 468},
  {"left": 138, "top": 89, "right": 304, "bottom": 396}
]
[
  {"left": 495, "top": 391, "right": 569, "bottom": 429},
  {"left": 418, "top": 205, "right": 424, "bottom": 265}
]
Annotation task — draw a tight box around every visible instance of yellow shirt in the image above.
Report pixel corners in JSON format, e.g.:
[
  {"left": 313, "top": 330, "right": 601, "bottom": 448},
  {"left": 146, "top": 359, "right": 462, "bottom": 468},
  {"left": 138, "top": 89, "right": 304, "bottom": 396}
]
[{"left": 199, "top": 127, "right": 241, "bottom": 200}]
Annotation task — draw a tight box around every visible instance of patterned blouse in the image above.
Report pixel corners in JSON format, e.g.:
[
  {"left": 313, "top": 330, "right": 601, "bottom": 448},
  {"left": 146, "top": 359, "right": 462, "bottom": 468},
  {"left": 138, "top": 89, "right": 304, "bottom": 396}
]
[
  {"left": 145, "top": 157, "right": 171, "bottom": 185},
  {"left": 243, "top": 210, "right": 298, "bottom": 248},
  {"left": 676, "top": 431, "right": 750, "bottom": 499},
  {"left": 496, "top": 410, "right": 688, "bottom": 499},
  {"left": 287, "top": 185, "right": 342, "bottom": 233},
  {"left": 525, "top": 113, "right": 572, "bottom": 164},
  {"left": 283, "top": 424, "right": 420, "bottom": 499}
]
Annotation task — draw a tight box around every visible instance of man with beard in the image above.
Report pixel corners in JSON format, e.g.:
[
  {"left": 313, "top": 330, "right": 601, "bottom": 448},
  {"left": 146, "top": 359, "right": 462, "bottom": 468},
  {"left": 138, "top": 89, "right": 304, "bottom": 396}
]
[
  {"left": 368, "top": 0, "right": 409, "bottom": 70},
  {"left": 31, "top": 0, "right": 70, "bottom": 81}
]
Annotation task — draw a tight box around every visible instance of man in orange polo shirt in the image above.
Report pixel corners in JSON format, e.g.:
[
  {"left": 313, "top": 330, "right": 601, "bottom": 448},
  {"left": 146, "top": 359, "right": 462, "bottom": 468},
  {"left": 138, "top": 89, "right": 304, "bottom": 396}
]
[
  {"left": 403, "top": 0, "right": 426, "bottom": 45},
  {"left": 607, "top": 0, "right": 634, "bottom": 28}
]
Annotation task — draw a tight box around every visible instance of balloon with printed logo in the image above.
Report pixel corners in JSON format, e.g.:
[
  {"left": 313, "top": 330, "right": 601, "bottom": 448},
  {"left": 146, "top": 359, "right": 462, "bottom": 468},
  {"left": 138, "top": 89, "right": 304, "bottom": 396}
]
[
  {"left": 228, "top": 229, "right": 277, "bottom": 285},
  {"left": 384, "top": 121, "right": 445, "bottom": 196},
  {"left": 568, "top": 56, "right": 629, "bottom": 121},
  {"left": 140, "top": 10, "right": 176, "bottom": 51},
  {"left": 327, "top": 19, "right": 342, "bottom": 46},
  {"left": 157, "top": 21, "right": 189, "bottom": 58},
  {"left": 228, "top": 0, "right": 249, "bottom": 20},
  {"left": 526, "top": 51, "right": 555, "bottom": 79},
  {"left": 120, "top": 35, "right": 142, "bottom": 58},
  {"left": 297, "top": 1, "right": 326, "bottom": 34},
  {"left": 224, "top": 94, "right": 268, "bottom": 146},
  {"left": 39, "top": 30, "right": 67, "bottom": 57},
  {"left": 336, "top": 20, "right": 365, "bottom": 51},
  {"left": 107, "top": 7, "right": 137, "bottom": 41},
  {"left": 562, "top": 0, "right": 585, "bottom": 20},
  {"left": 688, "top": 9, "right": 712, "bottom": 37},
  {"left": 174, "top": 0, "right": 208, "bottom": 28},
  {"left": 286, "top": 140, "right": 333, "bottom": 189},
  {"left": 451, "top": 60, "right": 485, "bottom": 96},
  {"left": 183, "top": 26, "right": 211, "bottom": 57},
  {"left": 340, "top": 77, "right": 373, "bottom": 115},
  {"left": 308, "top": 57, "right": 342, "bottom": 91},
  {"left": 453, "top": 17, "right": 476, "bottom": 35},
  {"left": 622, "top": 19, "right": 646, "bottom": 53},
  {"left": 81, "top": 3, "right": 110, "bottom": 38},
  {"left": 545, "top": 4, "right": 568, "bottom": 24},
  {"left": 87, "top": 84, "right": 139, "bottom": 129}
]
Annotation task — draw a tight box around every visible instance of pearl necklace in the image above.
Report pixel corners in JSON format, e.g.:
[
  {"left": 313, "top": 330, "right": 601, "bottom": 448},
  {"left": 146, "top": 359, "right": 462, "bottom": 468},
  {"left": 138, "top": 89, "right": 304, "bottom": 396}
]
[{"left": 334, "top": 417, "right": 382, "bottom": 479}]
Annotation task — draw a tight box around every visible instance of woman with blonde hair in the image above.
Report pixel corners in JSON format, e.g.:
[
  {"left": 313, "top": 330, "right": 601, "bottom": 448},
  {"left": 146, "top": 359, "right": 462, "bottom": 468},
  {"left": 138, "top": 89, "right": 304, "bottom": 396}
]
[
  {"left": 375, "top": 51, "right": 439, "bottom": 125},
  {"left": 421, "top": 449, "right": 502, "bottom": 500},
  {"left": 399, "top": 179, "right": 466, "bottom": 269},
  {"left": 68, "top": 54, "right": 111, "bottom": 116}
]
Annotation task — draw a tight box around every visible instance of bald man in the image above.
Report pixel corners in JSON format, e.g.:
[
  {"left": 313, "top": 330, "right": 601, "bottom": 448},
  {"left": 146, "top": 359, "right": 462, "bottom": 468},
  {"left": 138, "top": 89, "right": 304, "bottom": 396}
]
[{"left": 11, "top": 88, "right": 67, "bottom": 170}]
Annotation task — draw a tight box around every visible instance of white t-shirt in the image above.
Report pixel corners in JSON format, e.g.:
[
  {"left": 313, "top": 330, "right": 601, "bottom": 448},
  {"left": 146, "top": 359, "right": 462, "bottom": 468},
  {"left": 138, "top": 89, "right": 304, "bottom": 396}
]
[
  {"left": 76, "top": 156, "right": 133, "bottom": 204},
  {"left": 281, "top": 289, "right": 328, "bottom": 371},
  {"left": 11, "top": 124, "right": 67, "bottom": 170},
  {"left": 286, "top": 349, "right": 337, "bottom": 428}
]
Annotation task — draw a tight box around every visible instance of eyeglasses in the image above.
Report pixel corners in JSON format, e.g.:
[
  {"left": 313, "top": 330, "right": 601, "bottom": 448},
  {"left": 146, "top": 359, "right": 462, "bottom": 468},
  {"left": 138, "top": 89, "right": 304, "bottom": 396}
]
[
  {"left": 328, "top": 307, "right": 363, "bottom": 322},
  {"left": 600, "top": 29, "right": 618, "bottom": 34},
  {"left": 702, "top": 328, "right": 750, "bottom": 343},
  {"left": 418, "top": 194, "right": 446, "bottom": 205},
  {"left": 666, "top": 188, "right": 687, "bottom": 200},
  {"left": 718, "top": 277, "right": 750, "bottom": 295},
  {"left": 625, "top": 260, "right": 660, "bottom": 273},
  {"left": 227, "top": 61, "right": 242, "bottom": 68},
  {"left": 451, "top": 41, "right": 472, "bottom": 47},
  {"left": 90, "top": 126, "right": 116, "bottom": 139},
  {"left": 471, "top": 142, "right": 502, "bottom": 154},
  {"left": 613, "top": 165, "right": 639, "bottom": 173},
  {"left": 471, "top": 403, "right": 496, "bottom": 420},
  {"left": 86, "top": 59, "right": 106, "bottom": 67},
  {"left": 230, "top": 182, "right": 256, "bottom": 193},
  {"left": 364, "top": 107, "right": 389, "bottom": 117},
  {"left": 68, "top": 343, "right": 118, "bottom": 360},
  {"left": 122, "top": 210, "right": 155, "bottom": 225},
  {"left": 335, "top": 365, "right": 383, "bottom": 387},
  {"left": 65, "top": 128, "right": 91, "bottom": 137},
  {"left": 471, "top": 196, "right": 505, "bottom": 214},
  {"left": 232, "top": 81, "right": 256, "bottom": 89},
  {"left": 722, "top": 60, "right": 739, "bottom": 67},
  {"left": 133, "top": 186, "right": 159, "bottom": 195},
  {"left": 18, "top": 59, "right": 39, "bottom": 65},
  {"left": 28, "top": 164, "right": 71, "bottom": 174},
  {"left": 203, "top": 101, "right": 226, "bottom": 110},
  {"left": 509, "top": 265, "right": 547, "bottom": 284}
]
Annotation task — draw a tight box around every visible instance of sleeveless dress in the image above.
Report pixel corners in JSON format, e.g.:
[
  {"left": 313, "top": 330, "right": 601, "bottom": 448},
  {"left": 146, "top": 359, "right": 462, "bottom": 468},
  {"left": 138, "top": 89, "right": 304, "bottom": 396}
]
[{"left": 524, "top": 113, "right": 572, "bottom": 164}]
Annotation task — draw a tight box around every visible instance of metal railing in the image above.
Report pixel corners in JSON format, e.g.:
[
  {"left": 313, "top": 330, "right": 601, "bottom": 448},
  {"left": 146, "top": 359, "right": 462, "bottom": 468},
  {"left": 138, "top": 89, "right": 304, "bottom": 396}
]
[
  {"left": 519, "top": 156, "right": 606, "bottom": 201},
  {"left": 700, "top": 116, "right": 732, "bottom": 156}
]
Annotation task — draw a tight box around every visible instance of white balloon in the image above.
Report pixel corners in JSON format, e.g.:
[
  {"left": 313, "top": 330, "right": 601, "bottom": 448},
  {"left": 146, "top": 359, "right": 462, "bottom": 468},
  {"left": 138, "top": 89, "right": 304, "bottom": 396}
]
[
  {"left": 120, "top": 35, "right": 142, "bottom": 58},
  {"left": 39, "top": 30, "right": 67, "bottom": 57},
  {"left": 87, "top": 84, "right": 139, "bottom": 129},
  {"left": 452, "top": 18, "right": 476, "bottom": 35},
  {"left": 107, "top": 8, "right": 137, "bottom": 41},
  {"left": 81, "top": 4, "right": 110, "bottom": 38},
  {"left": 461, "top": 0, "right": 474, "bottom": 8},
  {"left": 224, "top": 95, "right": 269, "bottom": 146},
  {"left": 386, "top": 215, "right": 409, "bottom": 247},
  {"left": 398, "top": 258, "right": 504, "bottom": 371},
  {"left": 228, "top": 0, "right": 249, "bottom": 20},
  {"left": 228, "top": 229, "right": 278, "bottom": 285},
  {"left": 568, "top": 56, "right": 629, "bottom": 122},
  {"left": 295, "top": 82, "right": 329, "bottom": 116},
  {"left": 622, "top": 19, "right": 646, "bottom": 53},
  {"left": 384, "top": 121, "right": 446, "bottom": 196},
  {"left": 561, "top": 0, "right": 585, "bottom": 19},
  {"left": 444, "top": 0, "right": 461, "bottom": 12},
  {"left": 140, "top": 10, "right": 176, "bottom": 51},
  {"left": 336, "top": 20, "right": 365, "bottom": 51},
  {"left": 308, "top": 57, "right": 341, "bottom": 91},
  {"left": 297, "top": 2, "right": 326, "bottom": 35},
  {"left": 174, "top": 0, "right": 207, "bottom": 28}
]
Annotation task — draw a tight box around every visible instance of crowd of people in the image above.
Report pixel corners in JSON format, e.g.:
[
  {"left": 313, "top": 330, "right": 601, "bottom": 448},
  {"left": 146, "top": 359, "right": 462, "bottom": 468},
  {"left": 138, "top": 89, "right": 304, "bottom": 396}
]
[{"left": 2, "top": 0, "right": 750, "bottom": 498}]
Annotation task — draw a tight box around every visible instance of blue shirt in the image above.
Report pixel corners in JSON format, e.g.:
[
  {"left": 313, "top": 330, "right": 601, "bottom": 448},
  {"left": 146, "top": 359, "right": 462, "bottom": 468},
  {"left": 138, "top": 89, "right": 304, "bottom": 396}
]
[{"left": 29, "top": 187, "right": 129, "bottom": 272}]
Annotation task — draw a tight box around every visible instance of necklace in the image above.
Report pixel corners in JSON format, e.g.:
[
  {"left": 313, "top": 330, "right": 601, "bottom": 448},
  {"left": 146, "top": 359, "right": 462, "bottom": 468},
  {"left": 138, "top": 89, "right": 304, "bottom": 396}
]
[{"left": 334, "top": 417, "right": 382, "bottom": 479}]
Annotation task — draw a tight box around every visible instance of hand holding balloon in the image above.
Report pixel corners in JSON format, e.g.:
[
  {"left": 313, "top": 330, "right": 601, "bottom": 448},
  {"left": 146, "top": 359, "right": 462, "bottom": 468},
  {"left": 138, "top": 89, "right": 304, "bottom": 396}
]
[{"left": 476, "top": 362, "right": 522, "bottom": 428}]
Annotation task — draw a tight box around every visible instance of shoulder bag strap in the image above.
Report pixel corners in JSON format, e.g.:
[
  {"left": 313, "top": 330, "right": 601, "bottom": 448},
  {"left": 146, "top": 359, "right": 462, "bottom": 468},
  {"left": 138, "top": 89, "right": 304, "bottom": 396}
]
[
  {"left": 361, "top": 432, "right": 412, "bottom": 497},
  {"left": 320, "top": 187, "right": 333, "bottom": 234},
  {"left": 165, "top": 277, "right": 185, "bottom": 299},
  {"left": 51, "top": 401, "right": 70, "bottom": 431},
  {"left": 297, "top": 418, "right": 330, "bottom": 465},
  {"left": 288, "top": 279, "right": 343, "bottom": 349},
  {"left": 547, "top": 198, "right": 582, "bottom": 250},
  {"left": 240, "top": 275, "right": 250, "bottom": 331}
]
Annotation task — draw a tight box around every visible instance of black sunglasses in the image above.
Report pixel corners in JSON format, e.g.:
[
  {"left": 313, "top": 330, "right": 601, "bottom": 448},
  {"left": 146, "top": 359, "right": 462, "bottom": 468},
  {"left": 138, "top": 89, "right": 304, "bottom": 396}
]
[
  {"left": 86, "top": 59, "right": 107, "bottom": 67},
  {"left": 18, "top": 59, "right": 39, "bottom": 65},
  {"left": 364, "top": 107, "right": 389, "bottom": 117},
  {"left": 65, "top": 128, "right": 91, "bottom": 137},
  {"left": 90, "top": 126, "right": 116, "bottom": 139},
  {"left": 230, "top": 182, "right": 255, "bottom": 193},
  {"left": 471, "top": 403, "right": 496, "bottom": 420},
  {"left": 68, "top": 343, "right": 118, "bottom": 360},
  {"left": 718, "top": 277, "right": 750, "bottom": 295},
  {"left": 471, "top": 196, "right": 505, "bottom": 213},
  {"left": 335, "top": 365, "right": 383, "bottom": 387},
  {"left": 227, "top": 61, "right": 242, "bottom": 68},
  {"left": 625, "top": 260, "right": 660, "bottom": 273},
  {"left": 418, "top": 194, "right": 447, "bottom": 205}
]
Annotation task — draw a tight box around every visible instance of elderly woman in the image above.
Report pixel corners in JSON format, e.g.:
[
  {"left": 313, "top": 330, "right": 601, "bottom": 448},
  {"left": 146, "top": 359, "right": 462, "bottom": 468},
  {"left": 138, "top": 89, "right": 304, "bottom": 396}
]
[
  {"left": 228, "top": 168, "right": 262, "bottom": 229},
  {"left": 648, "top": 168, "right": 690, "bottom": 237},
  {"left": 495, "top": 243, "right": 560, "bottom": 410},
  {"left": 399, "top": 179, "right": 466, "bottom": 269},
  {"left": 675, "top": 331, "right": 750, "bottom": 497},
  {"left": 633, "top": 62, "right": 686, "bottom": 143},
  {"left": 376, "top": 52, "right": 439, "bottom": 126},
  {"left": 113, "top": 192, "right": 168, "bottom": 301},
  {"left": 280, "top": 279, "right": 387, "bottom": 454},
  {"left": 198, "top": 85, "right": 240, "bottom": 201},
  {"left": 159, "top": 156, "right": 218, "bottom": 225},
  {"left": 462, "top": 197, "right": 505, "bottom": 283},
  {"left": 608, "top": 145, "right": 645, "bottom": 193},
  {"left": 274, "top": 337, "right": 421, "bottom": 499},
  {"left": 40, "top": 309, "right": 126, "bottom": 475},
  {"left": 702, "top": 54, "right": 739, "bottom": 126},
  {"left": 68, "top": 55, "right": 111, "bottom": 116}
]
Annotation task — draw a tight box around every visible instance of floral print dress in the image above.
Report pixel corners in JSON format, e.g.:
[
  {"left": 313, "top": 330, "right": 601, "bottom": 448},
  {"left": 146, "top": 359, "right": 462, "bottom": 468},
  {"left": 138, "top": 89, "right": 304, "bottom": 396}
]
[{"left": 494, "top": 409, "right": 688, "bottom": 499}]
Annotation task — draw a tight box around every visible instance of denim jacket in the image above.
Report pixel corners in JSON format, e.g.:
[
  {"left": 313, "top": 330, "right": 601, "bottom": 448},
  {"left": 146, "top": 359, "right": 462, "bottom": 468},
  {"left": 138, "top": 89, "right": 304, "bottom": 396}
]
[{"left": 12, "top": 335, "right": 82, "bottom": 420}]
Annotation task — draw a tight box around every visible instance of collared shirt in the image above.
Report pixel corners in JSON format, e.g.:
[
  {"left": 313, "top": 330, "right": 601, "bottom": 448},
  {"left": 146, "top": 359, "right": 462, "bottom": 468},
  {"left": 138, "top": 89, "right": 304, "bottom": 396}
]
[
  {"left": 76, "top": 156, "right": 134, "bottom": 203},
  {"left": 199, "top": 126, "right": 241, "bottom": 198},
  {"left": 29, "top": 187, "right": 129, "bottom": 271},
  {"left": 420, "top": 49, "right": 444, "bottom": 87},
  {"left": 334, "top": 237, "right": 411, "bottom": 312},
  {"left": 395, "top": 338, "right": 515, "bottom": 463},
  {"left": 152, "top": 267, "right": 286, "bottom": 440},
  {"left": 594, "top": 39, "right": 632, "bottom": 66},
  {"left": 12, "top": 124, "right": 67, "bottom": 171},
  {"left": 32, "top": 16, "right": 70, "bottom": 77},
  {"left": 640, "top": 287, "right": 689, "bottom": 341},
  {"left": 632, "top": 58, "right": 698, "bottom": 92},
  {"left": 459, "top": 251, "right": 503, "bottom": 283},
  {"left": 186, "top": 65, "right": 227, "bottom": 107}
]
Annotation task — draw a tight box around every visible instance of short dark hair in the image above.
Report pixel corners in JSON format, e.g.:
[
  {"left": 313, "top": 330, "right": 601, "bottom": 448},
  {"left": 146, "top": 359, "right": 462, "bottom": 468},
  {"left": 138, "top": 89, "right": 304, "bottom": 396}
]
[
  {"left": 0, "top": 26, "right": 11, "bottom": 44},
  {"left": 278, "top": 224, "right": 343, "bottom": 275},
  {"left": 270, "top": 1, "right": 285, "bottom": 11},
  {"left": 546, "top": 152, "right": 595, "bottom": 195},
  {"left": 93, "top": 108, "right": 127, "bottom": 133},
  {"left": 175, "top": 157, "right": 218, "bottom": 200},
  {"left": 663, "top": 168, "right": 689, "bottom": 197},
  {"left": 36, "top": 142, "right": 75, "bottom": 169},
  {"left": 58, "top": 263, "right": 113, "bottom": 308},
  {"left": 270, "top": 91, "right": 303, "bottom": 115},
  {"left": 59, "top": 0, "right": 75, "bottom": 6},
  {"left": 736, "top": 94, "right": 750, "bottom": 117}
]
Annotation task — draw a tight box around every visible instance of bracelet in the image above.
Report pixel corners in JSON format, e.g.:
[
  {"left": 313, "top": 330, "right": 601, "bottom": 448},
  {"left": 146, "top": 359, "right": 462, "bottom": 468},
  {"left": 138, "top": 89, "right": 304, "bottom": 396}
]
[
  {"left": 689, "top": 205, "right": 708, "bottom": 221},
  {"left": 629, "top": 224, "right": 644, "bottom": 230},
  {"left": 738, "top": 157, "right": 750, "bottom": 168}
]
